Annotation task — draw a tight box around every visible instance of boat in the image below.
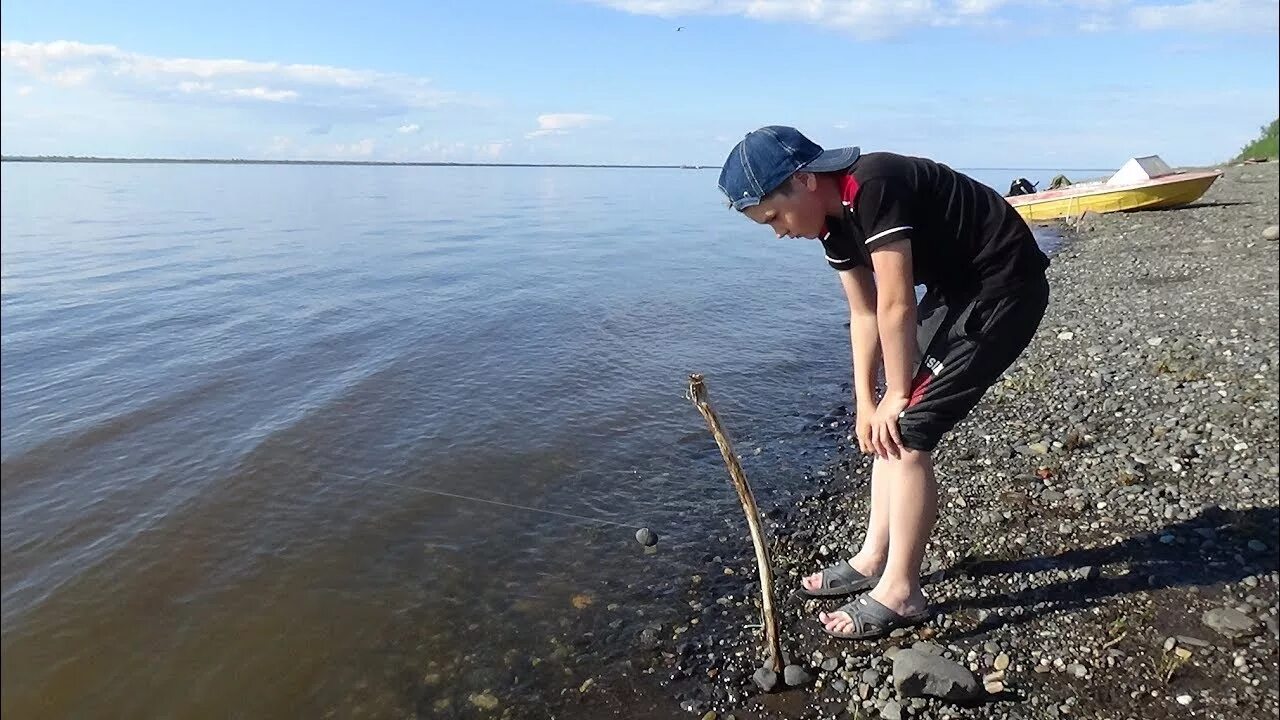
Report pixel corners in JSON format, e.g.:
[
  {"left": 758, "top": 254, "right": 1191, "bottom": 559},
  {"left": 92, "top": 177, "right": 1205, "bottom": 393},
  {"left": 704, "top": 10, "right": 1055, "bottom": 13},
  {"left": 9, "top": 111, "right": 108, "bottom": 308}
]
[{"left": 1003, "top": 155, "right": 1223, "bottom": 222}]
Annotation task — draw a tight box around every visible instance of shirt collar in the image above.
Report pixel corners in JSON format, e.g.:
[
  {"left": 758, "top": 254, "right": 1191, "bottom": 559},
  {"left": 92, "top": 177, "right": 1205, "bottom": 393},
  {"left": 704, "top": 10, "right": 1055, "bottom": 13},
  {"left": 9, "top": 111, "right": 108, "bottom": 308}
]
[{"left": 821, "top": 171, "right": 861, "bottom": 240}]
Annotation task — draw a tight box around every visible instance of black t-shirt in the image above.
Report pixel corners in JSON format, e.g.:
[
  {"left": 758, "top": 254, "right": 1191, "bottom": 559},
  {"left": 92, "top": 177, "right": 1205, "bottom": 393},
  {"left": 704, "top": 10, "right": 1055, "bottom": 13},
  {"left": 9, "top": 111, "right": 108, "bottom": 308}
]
[{"left": 819, "top": 152, "right": 1049, "bottom": 299}]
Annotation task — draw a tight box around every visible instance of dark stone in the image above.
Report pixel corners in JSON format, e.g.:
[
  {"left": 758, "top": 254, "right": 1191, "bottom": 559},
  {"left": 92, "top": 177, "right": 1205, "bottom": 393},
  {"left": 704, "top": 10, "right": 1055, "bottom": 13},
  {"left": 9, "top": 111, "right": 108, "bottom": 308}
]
[
  {"left": 752, "top": 666, "right": 778, "bottom": 692},
  {"left": 637, "top": 625, "right": 662, "bottom": 651},
  {"left": 783, "top": 664, "right": 813, "bottom": 687},
  {"left": 1203, "top": 607, "right": 1260, "bottom": 639},
  {"left": 892, "top": 649, "right": 981, "bottom": 701},
  {"left": 635, "top": 527, "right": 658, "bottom": 547}
]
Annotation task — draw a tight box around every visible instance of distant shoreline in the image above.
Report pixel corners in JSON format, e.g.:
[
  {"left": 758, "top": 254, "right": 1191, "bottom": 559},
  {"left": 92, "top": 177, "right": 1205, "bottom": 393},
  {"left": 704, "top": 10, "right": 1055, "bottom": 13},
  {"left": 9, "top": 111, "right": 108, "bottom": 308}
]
[
  {"left": 1, "top": 155, "right": 714, "bottom": 170},
  {"left": 0, "top": 155, "right": 1112, "bottom": 172}
]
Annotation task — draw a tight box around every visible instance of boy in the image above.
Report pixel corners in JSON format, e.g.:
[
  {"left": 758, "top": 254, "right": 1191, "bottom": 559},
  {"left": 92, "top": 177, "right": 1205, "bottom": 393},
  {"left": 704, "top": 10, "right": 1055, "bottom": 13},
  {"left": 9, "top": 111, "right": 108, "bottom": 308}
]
[{"left": 717, "top": 126, "right": 1050, "bottom": 639}]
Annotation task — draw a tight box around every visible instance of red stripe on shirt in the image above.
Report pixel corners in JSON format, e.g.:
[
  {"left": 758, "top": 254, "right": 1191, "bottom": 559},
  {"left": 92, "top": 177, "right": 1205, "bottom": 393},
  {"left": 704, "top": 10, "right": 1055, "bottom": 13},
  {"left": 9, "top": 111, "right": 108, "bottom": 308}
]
[
  {"left": 823, "top": 173, "right": 861, "bottom": 241},
  {"left": 841, "top": 173, "right": 861, "bottom": 206}
]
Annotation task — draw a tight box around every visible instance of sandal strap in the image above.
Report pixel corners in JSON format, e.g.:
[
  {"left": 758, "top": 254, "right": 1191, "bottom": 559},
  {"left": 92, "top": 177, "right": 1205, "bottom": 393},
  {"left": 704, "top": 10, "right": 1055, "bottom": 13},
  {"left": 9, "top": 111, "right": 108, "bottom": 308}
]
[
  {"left": 820, "top": 562, "right": 869, "bottom": 589},
  {"left": 836, "top": 596, "right": 902, "bottom": 634}
]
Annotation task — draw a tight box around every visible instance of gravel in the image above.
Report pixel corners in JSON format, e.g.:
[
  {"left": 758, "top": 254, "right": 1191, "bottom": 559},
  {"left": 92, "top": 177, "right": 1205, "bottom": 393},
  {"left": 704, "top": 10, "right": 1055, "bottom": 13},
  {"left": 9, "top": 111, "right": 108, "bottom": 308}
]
[{"left": 533, "top": 162, "right": 1279, "bottom": 719}]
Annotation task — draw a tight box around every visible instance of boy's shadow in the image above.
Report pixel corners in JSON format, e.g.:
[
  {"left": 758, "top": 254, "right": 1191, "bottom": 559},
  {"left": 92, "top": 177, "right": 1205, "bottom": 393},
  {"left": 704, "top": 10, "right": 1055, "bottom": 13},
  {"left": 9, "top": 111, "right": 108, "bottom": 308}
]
[{"left": 930, "top": 505, "right": 1279, "bottom": 641}]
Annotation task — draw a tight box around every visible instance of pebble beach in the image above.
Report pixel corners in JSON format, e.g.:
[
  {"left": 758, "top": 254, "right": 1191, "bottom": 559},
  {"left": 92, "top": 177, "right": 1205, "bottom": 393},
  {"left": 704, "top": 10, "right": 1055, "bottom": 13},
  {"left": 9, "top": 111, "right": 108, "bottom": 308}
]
[{"left": 557, "top": 160, "right": 1280, "bottom": 720}]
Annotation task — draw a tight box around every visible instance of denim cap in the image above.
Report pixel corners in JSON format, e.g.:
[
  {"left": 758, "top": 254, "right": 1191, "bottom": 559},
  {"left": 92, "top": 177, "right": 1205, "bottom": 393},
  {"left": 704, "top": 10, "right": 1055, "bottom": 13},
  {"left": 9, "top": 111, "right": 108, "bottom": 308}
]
[{"left": 718, "top": 126, "right": 860, "bottom": 211}]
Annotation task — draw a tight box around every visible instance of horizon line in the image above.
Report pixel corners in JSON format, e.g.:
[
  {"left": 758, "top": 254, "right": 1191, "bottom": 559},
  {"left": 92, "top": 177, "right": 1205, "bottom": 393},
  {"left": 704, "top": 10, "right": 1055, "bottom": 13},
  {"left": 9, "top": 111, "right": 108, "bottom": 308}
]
[
  {"left": 0, "top": 155, "right": 1116, "bottom": 173},
  {"left": 1, "top": 155, "right": 713, "bottom": 170}
]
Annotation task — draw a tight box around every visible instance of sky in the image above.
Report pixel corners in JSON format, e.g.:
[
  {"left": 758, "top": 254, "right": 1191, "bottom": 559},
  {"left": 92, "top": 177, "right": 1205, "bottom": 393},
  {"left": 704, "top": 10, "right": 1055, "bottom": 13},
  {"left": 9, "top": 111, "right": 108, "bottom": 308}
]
[{"left": 1, "top": 0, "right": 1277, "bottom": 169}]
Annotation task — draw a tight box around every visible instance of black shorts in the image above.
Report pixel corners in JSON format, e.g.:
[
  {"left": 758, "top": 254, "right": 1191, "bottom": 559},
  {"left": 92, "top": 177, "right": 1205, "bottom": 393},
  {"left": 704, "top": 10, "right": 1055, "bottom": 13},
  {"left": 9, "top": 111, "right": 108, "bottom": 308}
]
[{"left": 898, "top": 274, "right": 1050, "bottom": 452}]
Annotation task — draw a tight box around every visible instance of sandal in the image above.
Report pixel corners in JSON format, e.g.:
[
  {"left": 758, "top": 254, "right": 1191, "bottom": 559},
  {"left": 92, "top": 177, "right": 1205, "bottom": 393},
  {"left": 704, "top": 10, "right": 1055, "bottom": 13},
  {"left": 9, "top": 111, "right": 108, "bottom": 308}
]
[
  {"left": 795, "top": 561, "right": 880, "bottom": 598},
  {"left": 819, "top": 595, "right": 932, "bottom": 640}
]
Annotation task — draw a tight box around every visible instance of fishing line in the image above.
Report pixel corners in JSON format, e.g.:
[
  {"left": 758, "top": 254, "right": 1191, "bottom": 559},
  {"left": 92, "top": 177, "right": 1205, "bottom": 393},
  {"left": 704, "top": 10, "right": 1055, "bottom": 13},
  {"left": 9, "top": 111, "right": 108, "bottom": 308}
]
[{"left": 321, "top": 470, "right": 649, "bottom": 532}]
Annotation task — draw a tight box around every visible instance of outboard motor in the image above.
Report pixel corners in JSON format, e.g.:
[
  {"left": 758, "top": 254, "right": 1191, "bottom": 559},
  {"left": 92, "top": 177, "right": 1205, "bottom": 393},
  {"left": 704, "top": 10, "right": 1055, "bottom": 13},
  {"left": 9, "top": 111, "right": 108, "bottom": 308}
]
[{"left": 1006, "top": 177, "right": 1037, "bottom": 197}]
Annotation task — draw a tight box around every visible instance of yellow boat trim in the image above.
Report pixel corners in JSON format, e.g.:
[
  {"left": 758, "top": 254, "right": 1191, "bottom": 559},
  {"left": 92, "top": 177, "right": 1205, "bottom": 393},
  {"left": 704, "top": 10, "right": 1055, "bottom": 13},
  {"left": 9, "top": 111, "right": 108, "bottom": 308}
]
[{"left": 1006, "top": 171, "right": 1222, "bottom": 222}]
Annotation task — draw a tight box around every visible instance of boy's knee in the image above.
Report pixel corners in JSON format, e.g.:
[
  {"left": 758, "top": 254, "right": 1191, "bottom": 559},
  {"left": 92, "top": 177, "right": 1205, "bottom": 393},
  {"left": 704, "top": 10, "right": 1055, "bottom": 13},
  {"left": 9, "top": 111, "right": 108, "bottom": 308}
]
[
  {"left": 877, "top": 448, "right": 932, "bottom": 467},
  {"left": 899, "top": 426, "right": 943, "bottom": 452}
]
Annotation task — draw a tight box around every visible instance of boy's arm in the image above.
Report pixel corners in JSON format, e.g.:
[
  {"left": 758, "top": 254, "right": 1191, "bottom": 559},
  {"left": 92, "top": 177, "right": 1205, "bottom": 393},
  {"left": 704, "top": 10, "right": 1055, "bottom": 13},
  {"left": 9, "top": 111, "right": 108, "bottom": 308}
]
[
  {"left": 837, "top": 267, "right": 881, "bottom": 411},
  {"left": 868, "top": 239, "right": 918, "bottom": 403},
  {"left": 851, "top": 175, "right": 920, "bottom": 457}
]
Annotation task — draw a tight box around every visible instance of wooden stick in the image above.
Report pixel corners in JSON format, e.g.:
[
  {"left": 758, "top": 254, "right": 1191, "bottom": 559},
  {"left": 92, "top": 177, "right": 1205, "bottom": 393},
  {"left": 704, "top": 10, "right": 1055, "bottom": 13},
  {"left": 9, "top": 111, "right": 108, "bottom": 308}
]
[
  {"left": 1101, "top": 631, "right": 1128, "bottom": 650},
  {"left": 686, "top": 373, "right": 784, "bottom": 672}
]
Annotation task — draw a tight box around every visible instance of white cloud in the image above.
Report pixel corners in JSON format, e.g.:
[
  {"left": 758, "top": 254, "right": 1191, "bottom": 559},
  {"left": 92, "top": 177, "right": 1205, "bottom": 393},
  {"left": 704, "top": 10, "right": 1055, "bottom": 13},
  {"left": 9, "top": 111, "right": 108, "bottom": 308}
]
[
  {"left": 581, "top": 0, "right": 1280, "bottom": 35},
  {"left": 256, "top": 135, "right": 378, "bottom": 159},
  {"left": 16, "top": 85, "right": 34, "bottom": 96},
  {"left": 953, "top": 0, "right": 1010, "bottom": 15},
  {"left": 1130, "top": 0, "right": 1279, "bottom": 33},
  {"left": 0, "top": 41, "right": 477, "bottom": 120},
  {"left": 255, "top": 132, "right": 512, "bottom": 163},
  {"left": 334, "top": 138, "right": 376, "bottom": 157},
  {"left": 265, "top": 135, "right": 295, "bottom": 156},
  {"left": 226, "top": 87, "right": 299, "bottom": 102},
  {"left": 397, "top": 123, "right": 421, "bottom": 134},
  {"left": 419, "top": 140, "right": 470, "bottom": 160},
  {"left": 1077, "top": 14, "right": 1115, "bottom": 31},
  {"left": 479, "top": 140, "right": 510, "bottom": 159},
  {"left": 51, "top": 67, "right": 95, "bottom": 87},
  {"left": 581, "top": 0, "right": 1013, "bottom": 37},
  {"left": 526, "top": 112, "right": 610, "bottom": 139}
]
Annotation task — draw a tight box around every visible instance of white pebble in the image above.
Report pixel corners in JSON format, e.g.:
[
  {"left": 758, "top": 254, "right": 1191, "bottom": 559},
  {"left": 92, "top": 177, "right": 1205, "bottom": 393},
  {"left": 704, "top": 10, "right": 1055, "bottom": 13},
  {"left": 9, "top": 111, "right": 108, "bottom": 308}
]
[
  {"left": 1177, "top": 695, "right": 1192, "bottom": 705},
  {"left": 1147, "top": 337, "right": 1163, "bottom": 346},
  {"left": 1058, "top": 331, "right": 1075, "bottom": 340}
]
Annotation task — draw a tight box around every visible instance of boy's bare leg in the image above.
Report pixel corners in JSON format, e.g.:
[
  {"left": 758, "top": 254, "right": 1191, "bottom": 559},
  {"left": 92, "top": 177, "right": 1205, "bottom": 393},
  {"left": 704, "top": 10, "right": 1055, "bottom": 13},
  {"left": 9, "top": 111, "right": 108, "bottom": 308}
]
[
  {"left": 820, "top": 449, "right": 935, "bottom": 631},
  {"left": 800, "top": 457, "right": 891, "bottom": 591}
]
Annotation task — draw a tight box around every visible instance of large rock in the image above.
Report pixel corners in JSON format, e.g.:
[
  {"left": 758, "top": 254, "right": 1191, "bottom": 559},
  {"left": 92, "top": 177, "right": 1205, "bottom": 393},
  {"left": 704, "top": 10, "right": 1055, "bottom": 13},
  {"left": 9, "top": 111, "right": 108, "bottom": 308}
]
[
  {"left": 783, "top": 664, "right": 813, "bottom": 687},
  {"left": 910, "top": 641, "right": 945, "bottom": 656},
  {"left": 752, "top": 666, "right": 778, "bottom": 692},
  {"left": 892, "top": 649, "right": 981, "bottom": 700},
  {"left": 1202, "top": 607, "right": 1260, "bottom": 639}
]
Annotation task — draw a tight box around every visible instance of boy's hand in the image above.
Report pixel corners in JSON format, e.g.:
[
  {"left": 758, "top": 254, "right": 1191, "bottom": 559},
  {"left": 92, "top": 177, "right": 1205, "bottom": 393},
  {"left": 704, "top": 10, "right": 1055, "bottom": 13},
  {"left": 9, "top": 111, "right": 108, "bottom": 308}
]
[
  {"left": 854, "top": 400, "right": 877, "bottom": 455},
  {"left": 868, "top": 395, "right": 910, "bottom": 459}
]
